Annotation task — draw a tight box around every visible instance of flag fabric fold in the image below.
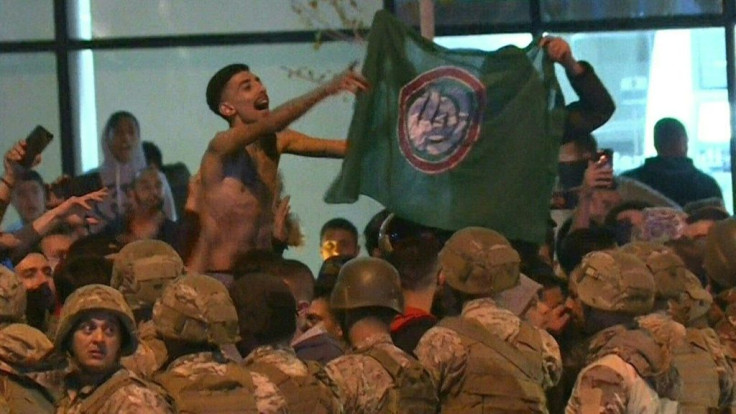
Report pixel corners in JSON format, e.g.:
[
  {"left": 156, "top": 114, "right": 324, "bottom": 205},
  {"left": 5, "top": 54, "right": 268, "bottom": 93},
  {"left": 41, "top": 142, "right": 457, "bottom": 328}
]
[{"left": 325, "top": 10, "right": 566, "bottom": 243}]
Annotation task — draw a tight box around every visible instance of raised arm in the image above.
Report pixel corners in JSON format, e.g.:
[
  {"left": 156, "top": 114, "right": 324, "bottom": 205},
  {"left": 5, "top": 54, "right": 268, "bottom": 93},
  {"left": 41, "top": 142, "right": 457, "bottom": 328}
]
[
  {"left": 206, "top": 67, "right": 368, "bottom": 159},
  {"left": 541, "top": 36, "right": 616, "bottom": 144},
  {"left": 277, "top": 129, "right": 347, "bottom": 158}
]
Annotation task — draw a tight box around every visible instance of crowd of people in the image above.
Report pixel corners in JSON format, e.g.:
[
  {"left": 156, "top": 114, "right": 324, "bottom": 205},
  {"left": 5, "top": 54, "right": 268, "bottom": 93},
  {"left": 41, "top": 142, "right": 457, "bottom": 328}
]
[{"left": 0, "top": 35, "right": 733, "bottom": 413}]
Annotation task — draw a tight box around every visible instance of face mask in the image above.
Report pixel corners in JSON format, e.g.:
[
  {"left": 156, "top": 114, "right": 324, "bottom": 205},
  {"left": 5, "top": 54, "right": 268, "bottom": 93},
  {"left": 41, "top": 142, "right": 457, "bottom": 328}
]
[
  {"left": 558, "top": 161, "right": 588, "bottom": 190},
  {"left": 613, "top": 220, "right": 634, "bottom": 246}
]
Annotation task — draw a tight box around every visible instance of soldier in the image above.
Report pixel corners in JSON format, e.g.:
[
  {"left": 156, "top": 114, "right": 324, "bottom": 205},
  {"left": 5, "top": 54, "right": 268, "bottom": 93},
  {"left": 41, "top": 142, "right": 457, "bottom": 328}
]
[
  {"left": 0, "top": 265, "right": 26, "bottom": 329},
  {"left": 0, "top": 323, "right": 60, "bottom": 412},
  {"left": 152, "top": 272, "right": 288, "bottom": 413},
  {"left": 414, "top": 227, "right": 561, "bottom": 413},
  {"left": 321, "top": 257, "right": 438, "bottom": 414},
  {"left": 621, "top": 240, "right": 735, "bottom": 412},
  {"left": 565, "top": 250, "right": 685, "bottom": 413},
  {"left": 54, "top": 284, "right": 173, "bottom": 413},
  {"left": 110, "top": 239, "right": 184, "bottom": 378},
  {"left": 229, "top": 273, "right": 341, "bottom": 413}
]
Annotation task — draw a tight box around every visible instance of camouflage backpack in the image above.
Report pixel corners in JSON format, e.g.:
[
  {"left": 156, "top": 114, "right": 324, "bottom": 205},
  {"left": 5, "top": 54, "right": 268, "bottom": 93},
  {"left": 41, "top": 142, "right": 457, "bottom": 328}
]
[
  {"left": 358, "top": 346, "right": 438, "bottom": 414},
  {"left": 437, "top": 317, "right": 547, "bottom": 414},
  {"left": 247, "top": 359, "right": 337, "bottom": 414}
]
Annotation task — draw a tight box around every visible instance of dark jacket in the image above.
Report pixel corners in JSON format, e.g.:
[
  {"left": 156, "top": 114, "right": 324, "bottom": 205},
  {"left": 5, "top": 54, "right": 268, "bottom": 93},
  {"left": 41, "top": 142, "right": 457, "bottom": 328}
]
[{"left": 621, "top": 156, "right": 722, "bottom": 207}]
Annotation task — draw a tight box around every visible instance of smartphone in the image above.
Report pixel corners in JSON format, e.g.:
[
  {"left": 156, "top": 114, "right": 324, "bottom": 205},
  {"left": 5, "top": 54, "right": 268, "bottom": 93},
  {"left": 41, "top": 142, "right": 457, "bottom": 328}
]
[
  {"left": 596, "top": 148, "right": 613, "bottom": 169},
  {"left": 20, "top": 125, "right": 54, "bottom": 168}
]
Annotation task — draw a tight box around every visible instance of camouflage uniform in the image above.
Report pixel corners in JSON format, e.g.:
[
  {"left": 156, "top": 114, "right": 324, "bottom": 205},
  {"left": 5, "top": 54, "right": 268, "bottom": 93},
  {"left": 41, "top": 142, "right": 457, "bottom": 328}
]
[
  {"left": 112, "top": 240, "right": 184, "bottom": 379},
  {"left": 152, "top": 273, "right": 286, "bottom": 413},
  {"left": 54, "top": 284, "right": 173, "bottom": 414},
  {"left": 415, "top": 227, "right": 560, "bottom": 413},
  {"left": 244, "top": 343, "right": 342, "bottom": 414},
  {"left": 324, "top": 257, "right": 438, "bottom": 414},
  {"left": 0, "top": 323, "right": 58, "bottom": 413},
  {"left": 622, "top": 240, "right": 735, "bottom": 411},
  {"left": 163, "top": 351, "right": 288, "bottom": 414},
  {"left": 565, "top": 251, "right": 683, "bottom": 414},
  {"left": 0, "top": 265, "right": 26, "bottom": 328}
]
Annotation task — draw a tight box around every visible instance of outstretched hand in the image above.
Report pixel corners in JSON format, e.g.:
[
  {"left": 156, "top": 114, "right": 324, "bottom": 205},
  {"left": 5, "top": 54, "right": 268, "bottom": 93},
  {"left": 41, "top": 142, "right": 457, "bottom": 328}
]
[
  {"left": 55, "top": 187, "right": 109, "bottom": 227},
  {"left": 540, "top": 36, "right": 581, "bottom": 75},
  {"left": 325, "top": 62, "right": 370, "bottom": 95}
]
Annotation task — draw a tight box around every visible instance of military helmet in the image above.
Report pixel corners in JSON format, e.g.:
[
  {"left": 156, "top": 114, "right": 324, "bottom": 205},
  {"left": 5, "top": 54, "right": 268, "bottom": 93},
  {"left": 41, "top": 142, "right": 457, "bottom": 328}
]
[
  {"left": 0, "top": 323, "right": 54, "bottom": 368},
  {"left": 55, "top": 284, "right": 138, "bottom": 356},
  {"left": 704, "top": 218, "right": 736, "bottom": 289},
  {"left": 570, "top": 250, "right": 655, "bottom": 315},
  {"left": 330, "top": 257, "right": 404, "bottom": 314},
  {"left": 620, "top": 241, "right": 711, "bottom": 321},
  {"left": 152, "top": 273, "right": 240, "bottom": 346},
  {"left": 110, "top": 240, "right": 184, "bottom": 311},
  {"left": 0, "top": 265, "right": 26, "bottom": 323},
  {"left": 439, "top": 227, "right": 520, "bottom": 296}
]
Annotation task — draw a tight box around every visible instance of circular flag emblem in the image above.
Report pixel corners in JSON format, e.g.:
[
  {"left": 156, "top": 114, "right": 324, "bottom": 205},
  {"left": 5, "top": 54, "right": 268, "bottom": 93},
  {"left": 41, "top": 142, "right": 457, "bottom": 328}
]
[{"left": 398, "top": 66, "right": 486, "bottom": 174}]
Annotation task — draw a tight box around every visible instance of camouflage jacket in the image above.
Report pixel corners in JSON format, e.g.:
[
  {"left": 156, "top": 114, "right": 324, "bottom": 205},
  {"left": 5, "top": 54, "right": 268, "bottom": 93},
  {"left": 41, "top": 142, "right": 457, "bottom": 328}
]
[
  {"left": 244, "top": 344, "right": 342, "bottom": 413},
  {"left": 160, "top": 351, "right": 287, "bottom": 414},
  {"left": 415, "top": 297, "right": 562, "bottom": 397},
  {"left": 323, "top": 332, "right": 435, "bottom": 414},
  {"left": 56, "top": 367, "right": 173, "bottom": 414},
  {"left": 121, "top": 320, "right": 167, "bottom": 379}
]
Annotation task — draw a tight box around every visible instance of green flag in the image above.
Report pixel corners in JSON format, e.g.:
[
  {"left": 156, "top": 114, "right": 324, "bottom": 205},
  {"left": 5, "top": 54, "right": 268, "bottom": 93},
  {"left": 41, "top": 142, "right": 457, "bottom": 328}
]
[{"left": 325, "top": 10, "right": 566, "bottom": 243}]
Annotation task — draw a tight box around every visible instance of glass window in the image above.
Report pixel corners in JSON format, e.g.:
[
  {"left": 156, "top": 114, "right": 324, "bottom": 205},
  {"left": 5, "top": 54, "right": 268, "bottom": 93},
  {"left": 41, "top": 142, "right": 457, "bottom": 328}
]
[
  {"left": 0, "top": 0, "right": 55, "bottom": 41},
  {"left": 395, "top": 0, "right": 530, "bottom": 29},
  {"left": 88, "top": 42, "right": 381, "bottom": 271},
  {"left": 437, "top": 29, "right": 732, "bottom": 213},
  {"left": 541, "top": 0, "right": 722, "bottom": 21},
  {"left": 79, "top": 0, "right": 381, "bottom": 39},
  {"left": 554, "top": 29, "right": 731, "bottom": 212},
  {"left": 0, "top": 53, "right": 61, "bottom": 228}
]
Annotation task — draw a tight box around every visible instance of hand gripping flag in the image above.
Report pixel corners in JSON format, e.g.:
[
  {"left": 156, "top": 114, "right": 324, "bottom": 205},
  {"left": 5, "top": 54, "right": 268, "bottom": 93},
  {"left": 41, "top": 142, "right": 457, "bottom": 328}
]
[{"left": 325, "top": 10, "right": 567, "bottom": 243}]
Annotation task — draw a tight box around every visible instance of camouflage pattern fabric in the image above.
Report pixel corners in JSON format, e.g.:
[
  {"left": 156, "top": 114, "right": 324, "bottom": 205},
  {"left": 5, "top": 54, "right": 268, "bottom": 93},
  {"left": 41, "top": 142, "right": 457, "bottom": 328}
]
[
  {"left": 57, "top": 368, "right": 173, "bottom": 414},
  {"left": 415, "top": 297, "right": 562, "bottom": 397},
  {"left": 323, "top": 332, "right": 435, "bottom": 414},
  {"left": 244, "top": 344, "right": 343, "bottom": 413},
  {"left": 0, "top": 265, "right": 25, "bottom": 323},
  {"left": 121, "top": 320, "right": 168, "bottom": 379},
  {"left": 160, "top": 351, "right": 287, "bottom": 414}
]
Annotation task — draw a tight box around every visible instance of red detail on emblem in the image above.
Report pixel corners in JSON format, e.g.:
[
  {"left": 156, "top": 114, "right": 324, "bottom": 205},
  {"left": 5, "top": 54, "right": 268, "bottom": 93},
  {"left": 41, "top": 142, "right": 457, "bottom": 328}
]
[{"left": 398, "top": 66, "right": 486, "bottom": 174}]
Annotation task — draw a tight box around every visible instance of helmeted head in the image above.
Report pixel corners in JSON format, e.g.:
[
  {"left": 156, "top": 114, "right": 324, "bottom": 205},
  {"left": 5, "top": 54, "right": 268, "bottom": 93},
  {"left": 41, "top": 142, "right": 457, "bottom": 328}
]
[
  {"left": 569, "top": 250, "right": 655, "bottom": 315},
  {"left": 439, "top": 227, "right": 520, "bottom": 296},
  {"left": 110, "top": 239, "right": 184, "bottom": 313},
  {"left": 55, "top": 284, "right": 137, "bottom": 356},
  {"left": 0, "top": 265, "right": 26, "bottom": 323},
  {"left": 0, "top": 323, "right": 54, "bottom": 369},
  {"left": 620, "top": 241, "right": 711, "bottom": 322},
  {"left": 153, "top": 273, "right": 240, "bottom": 346},
  {"left": 704, "top": 218, "right": 736, "bottom": 290},
  {"left": 330, "top": 257, "right": 404, "bottom": 314}
]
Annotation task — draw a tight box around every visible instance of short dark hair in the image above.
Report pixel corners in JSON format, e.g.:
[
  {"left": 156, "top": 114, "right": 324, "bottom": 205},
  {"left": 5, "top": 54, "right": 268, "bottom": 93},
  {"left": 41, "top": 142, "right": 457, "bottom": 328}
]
[
  {"left": 363, "top": 209, "right": 391, "bottom": 255},
  {"left": 206, "top": 63, "right": 250, "bottom": 120},
  {"left": 315, "top": 255, "right": 352, "bottom": 299},
  {"left": 557, "top": 227, "right": 617, "bottom": 276},
  {"left": 320, "top": 217, "right": 358, "bottom": 241},
  {"left": 229, "top": 273, "right": 296, "bottom": 354},
  {"left": 387, "top": 235, "right": 440, "bottom": 291},
  {"left": 142, "top": 141, "right": 163, "bottom": 168},
  {"left": 653, "top": 117, "right": 687, "bottom": 154},
  {"left": 231, "top": 248, "right": 282, "bottom": 281},
  {"left": 54, "top": 255, "right": 112, "bottom": 305},
  {"left": 603, "top": 200, "right": 653, "bottom": 229}
]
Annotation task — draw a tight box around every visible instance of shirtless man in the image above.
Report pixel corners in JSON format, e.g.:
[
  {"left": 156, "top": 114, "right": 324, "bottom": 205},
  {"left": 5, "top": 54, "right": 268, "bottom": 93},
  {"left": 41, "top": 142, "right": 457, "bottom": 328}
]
[{"left": 191, "top": 63, "right": 368, "bottom": 275}]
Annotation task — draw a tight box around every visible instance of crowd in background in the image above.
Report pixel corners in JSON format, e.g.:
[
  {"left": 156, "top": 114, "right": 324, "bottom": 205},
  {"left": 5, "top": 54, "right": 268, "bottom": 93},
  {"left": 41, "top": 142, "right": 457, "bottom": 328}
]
[{"left": 0, "top": 35, "right": 734, "bottom": 413}]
